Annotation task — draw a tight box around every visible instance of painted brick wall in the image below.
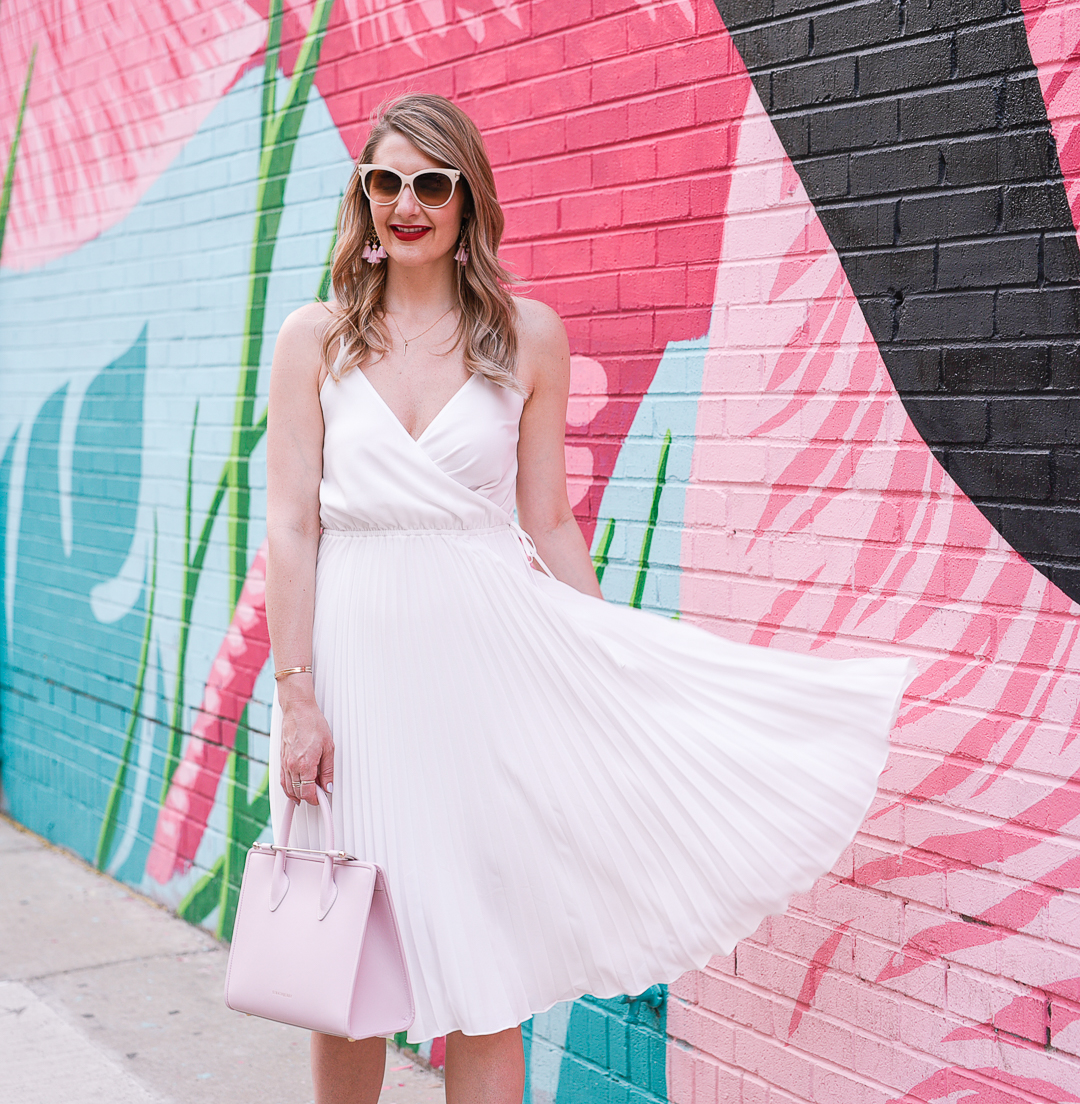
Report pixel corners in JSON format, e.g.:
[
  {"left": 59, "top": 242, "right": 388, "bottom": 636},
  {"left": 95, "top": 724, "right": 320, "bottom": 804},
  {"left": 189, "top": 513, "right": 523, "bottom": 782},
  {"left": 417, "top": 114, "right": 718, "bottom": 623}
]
[{"left": 2, "top": 1, "right": 1080, "bottom": 1101}]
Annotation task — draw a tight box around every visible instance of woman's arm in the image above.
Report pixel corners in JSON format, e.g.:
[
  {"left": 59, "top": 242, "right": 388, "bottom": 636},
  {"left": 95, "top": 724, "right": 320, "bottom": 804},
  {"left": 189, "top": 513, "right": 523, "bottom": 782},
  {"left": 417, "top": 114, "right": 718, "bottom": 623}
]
[
  {"left": 515, "top": 297, "right": 603, "bottom": 599},
  {"left": 266, "top": 302, "right": 334, "bottom": 805}
]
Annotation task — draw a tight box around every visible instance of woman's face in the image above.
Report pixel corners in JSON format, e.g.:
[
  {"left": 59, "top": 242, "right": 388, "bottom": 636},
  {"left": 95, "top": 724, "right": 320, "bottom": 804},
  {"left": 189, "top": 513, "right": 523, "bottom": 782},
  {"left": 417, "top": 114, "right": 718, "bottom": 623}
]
[{"left": 365, "top": 131, "right": 466, "bottom": 268}]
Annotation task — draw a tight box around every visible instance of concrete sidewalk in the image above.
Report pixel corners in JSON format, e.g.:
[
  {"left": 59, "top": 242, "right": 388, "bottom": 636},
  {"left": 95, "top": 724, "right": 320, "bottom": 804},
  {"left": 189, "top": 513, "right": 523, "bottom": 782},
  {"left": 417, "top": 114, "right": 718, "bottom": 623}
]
[{"left": 0, "top": 814, "right": 445, "bottom": 1104}]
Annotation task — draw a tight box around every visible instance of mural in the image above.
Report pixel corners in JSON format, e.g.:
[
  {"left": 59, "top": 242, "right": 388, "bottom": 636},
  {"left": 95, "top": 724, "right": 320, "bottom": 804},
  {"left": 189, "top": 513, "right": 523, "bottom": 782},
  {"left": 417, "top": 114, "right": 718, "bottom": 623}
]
[{"left": 2, "top": 0, "right": 1080, "bottom": 1100}]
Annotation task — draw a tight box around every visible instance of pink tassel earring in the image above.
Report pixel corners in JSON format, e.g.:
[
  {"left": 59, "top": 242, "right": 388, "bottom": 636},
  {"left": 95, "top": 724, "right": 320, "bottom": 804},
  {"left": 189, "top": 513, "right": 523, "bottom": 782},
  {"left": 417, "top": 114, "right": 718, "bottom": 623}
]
[
  {"left": 455, "top": 221, "right": 470, "bottom": 265},
  {"left": 362, "top": 230, "right": 386, "bottom": 264}
]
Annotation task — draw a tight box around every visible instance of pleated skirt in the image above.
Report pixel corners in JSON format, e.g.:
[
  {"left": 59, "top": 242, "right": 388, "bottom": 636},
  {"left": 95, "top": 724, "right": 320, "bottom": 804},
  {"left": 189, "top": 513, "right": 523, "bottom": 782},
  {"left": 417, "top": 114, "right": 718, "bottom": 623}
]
[{"left": 270, "top": 524, "right": 910, "bottom": 1043}]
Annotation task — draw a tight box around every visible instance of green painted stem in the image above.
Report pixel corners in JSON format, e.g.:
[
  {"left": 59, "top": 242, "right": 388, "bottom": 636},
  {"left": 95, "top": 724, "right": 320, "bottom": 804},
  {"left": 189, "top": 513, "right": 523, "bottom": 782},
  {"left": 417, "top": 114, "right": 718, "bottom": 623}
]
[
  {"left": 0, "top": 44, "right": 36, "bottom": 262},
  {"left": 227, "top": 0, "right": 337, "bottom": 612},
  {"left": 96, "top": 517, "right": 158, "bottom": 870},
  {"left": 215, "top": 0, "right": 336, "bottom": 940},
  {"left": 630, "top": 430, "right": 672, "bottom": 610},
  {"left": 592, "top": 517, "right": 616, "bottom": 585}
]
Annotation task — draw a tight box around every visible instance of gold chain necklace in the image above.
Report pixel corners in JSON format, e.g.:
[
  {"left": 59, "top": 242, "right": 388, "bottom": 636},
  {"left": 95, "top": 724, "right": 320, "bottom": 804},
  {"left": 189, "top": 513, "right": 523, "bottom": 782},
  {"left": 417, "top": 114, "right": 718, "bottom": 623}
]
[{"left": 387, "top": 305, "right": 456, "bottom": 356}]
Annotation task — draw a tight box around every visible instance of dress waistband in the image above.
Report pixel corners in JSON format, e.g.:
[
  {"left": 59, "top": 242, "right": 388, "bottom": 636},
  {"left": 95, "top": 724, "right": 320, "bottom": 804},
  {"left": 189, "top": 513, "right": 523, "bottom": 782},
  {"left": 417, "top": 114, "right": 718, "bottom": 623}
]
[{"left": 320, "top": 522, "right": 555, "bottom": 578}]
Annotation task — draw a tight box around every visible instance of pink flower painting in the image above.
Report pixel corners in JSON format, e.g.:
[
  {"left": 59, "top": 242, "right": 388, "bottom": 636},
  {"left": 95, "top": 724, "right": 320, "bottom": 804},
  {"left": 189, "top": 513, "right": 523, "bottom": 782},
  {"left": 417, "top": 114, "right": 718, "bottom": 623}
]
[{"left": 0, "top": 0, "right": 265, "bottom": 269}]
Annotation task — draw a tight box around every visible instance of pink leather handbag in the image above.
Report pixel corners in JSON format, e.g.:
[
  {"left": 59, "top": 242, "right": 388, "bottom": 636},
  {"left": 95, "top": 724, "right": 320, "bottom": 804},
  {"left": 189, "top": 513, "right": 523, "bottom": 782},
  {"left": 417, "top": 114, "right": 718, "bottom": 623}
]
[{"left": 224, "top": 786, "right": 414, "bottom": 1039}]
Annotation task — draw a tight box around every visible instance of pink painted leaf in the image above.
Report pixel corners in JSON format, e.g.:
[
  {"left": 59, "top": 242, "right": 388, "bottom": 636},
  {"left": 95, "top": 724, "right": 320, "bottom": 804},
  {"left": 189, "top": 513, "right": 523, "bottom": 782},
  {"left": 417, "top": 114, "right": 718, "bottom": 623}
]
[
  {"left": 682, "top": 71, "right": 1080, "bottom": 1075},
  {"left": 0, "top": 0, "right": 265, "bottom": 270},
  {"left": 146, "top": 540, "right": 271, "bottom": 883},
  {"left": 787, "top": 920, "right": 850, "bottom": 1037},
  {"left": 888, "top": 1066, "right": 1080, "bottom": 1104}
]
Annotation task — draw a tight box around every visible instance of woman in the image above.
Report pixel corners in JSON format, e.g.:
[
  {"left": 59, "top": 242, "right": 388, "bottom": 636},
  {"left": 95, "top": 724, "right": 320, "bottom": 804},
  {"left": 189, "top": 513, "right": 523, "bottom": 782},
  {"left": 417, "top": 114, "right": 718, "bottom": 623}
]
[{"left": 265, "top": 93, "right": 911, "bottom": 1104}]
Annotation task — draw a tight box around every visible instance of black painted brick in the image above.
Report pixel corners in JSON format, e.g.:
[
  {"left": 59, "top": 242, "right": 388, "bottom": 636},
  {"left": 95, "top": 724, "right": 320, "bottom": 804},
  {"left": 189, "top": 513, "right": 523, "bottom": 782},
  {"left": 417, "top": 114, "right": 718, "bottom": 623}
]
[
  {"left": 954, "top": 20, "right": 1035, "bottom": 79},
  {"left": 730, "top": 19, "right": 810, "bottom": 69},
  {"left": 936, "top": 239, "right": 1039, "bottom": 290},
  {"left": 849, "top": 145, "right": 940, "bottom": 197},
  {"left": 942, "top": 345, "right": 1049, "bottom": 391},
  {"left": 1001, "top": 77, "right": 1055, "bottom": 129},
  {"left": 712, "top": 0, "right": 1080, "bottom": 601},
  {"left": 1003, "top": 182, "right": 1074, "bottom": 231},
  {"left": 904, "top": 0, "right": 1018, "bottom": 35},
  {"left": 808, "top": 1, "right": 905, "bottom": 57},
  {"left": 1049, "top": 564, "right": 1080, "bottom": 598},
  {"left": 841, "top": 246, "right": 935, "bottom": 291},
  {"left": 996, "top": 288, "right": 1080, "bottom": 338},
  {"left": 808, "top": 98, "right": 898, "bottom": 153},
  {"left": 856, "top": 36, "right": 953, "bottom": 97},
  {"left": 902, "top": 397, "right": 989, "bottom": 443},
  {"left": 1049, "top": 344, "right": 1080, "bottom": 390},
  {"left": 997, "top": 505, "right": 1080, "bottom": 559},
  {"left": 989, "top": 398, "right": 1080, "bottom": 445},
  {"left": 944, "top": 449, "right": 1051, "bottom": 500},
  {"left": 718, "top": 0, "right": 773, "bottom": 28},
  {"left": 773, "top": 56, "right": 857, "bottom": 109},
  {"left": 769, "top": 111, "right": 811, "bottom": 157},
  {"left": 898, "top": 86, "right": 999, "bottom": 142},
  {"left": 943, "top": 132, "right": 1052, "bottom": 187},
  {"left": 796, "top": 154, "right": 850, "bottom": 199},
  {"left": 815, "top": 199, "right": 897, "bottom": 248},
  {"left": 897, "top": 189, "right": 1001, "bottom": 244},
  {"left": 859, "top": 296, "right": 899, "bottom": 340},
  {"left": 884, "top": 347, "right": 942, "bottom": 390},
  {"left": 1053, "top": 452, "right": 1080, "bottom": 501},
  {"left": 1043, "top": 233, "right": 1080, "bottom": 284},
  {"left": 897, "top": 291, "right": 996, "bottom": 340}
]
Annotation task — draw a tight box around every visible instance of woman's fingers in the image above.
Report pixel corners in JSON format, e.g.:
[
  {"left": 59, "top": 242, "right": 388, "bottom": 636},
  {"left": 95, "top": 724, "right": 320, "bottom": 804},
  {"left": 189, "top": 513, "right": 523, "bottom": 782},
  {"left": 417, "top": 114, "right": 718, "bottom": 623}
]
[{"left": 318, "top": 742, "right": 335, "bottom": 796}]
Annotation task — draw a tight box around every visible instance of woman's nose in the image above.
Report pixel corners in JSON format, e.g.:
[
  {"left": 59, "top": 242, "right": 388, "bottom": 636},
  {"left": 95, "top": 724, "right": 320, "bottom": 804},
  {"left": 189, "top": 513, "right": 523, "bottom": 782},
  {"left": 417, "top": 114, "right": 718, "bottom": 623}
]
[{"left": 395, "top": 185, "right": 421, "bottom": 216}]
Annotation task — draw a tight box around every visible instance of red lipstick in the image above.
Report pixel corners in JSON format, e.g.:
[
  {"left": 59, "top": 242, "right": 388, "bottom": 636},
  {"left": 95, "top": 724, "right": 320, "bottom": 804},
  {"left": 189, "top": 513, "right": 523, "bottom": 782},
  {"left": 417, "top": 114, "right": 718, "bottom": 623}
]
[{"left": 390, "top": 225, "right": 431, "bottom": 242}]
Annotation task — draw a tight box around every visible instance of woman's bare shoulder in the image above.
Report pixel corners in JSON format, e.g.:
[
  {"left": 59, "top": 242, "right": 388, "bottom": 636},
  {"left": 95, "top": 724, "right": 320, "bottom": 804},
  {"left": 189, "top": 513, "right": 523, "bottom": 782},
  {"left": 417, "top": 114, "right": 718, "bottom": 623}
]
[
  {"left": 274, "top": 300, "right": 339, "bottom": 382},
  {"left": 513, "top": 294, "right": 565, "bottom": 346},
  {"left": 279, "top": 300, "right": 338, "bottom": 347},
  {"left": 512, "top": 295, "right": 568, "bottom": 395}
]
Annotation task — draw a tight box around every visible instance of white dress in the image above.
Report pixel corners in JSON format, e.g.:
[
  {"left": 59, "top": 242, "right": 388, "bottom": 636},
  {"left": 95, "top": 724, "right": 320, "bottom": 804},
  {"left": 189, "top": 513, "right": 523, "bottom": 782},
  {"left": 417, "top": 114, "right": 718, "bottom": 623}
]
[{"left": 270, "top": 364, "right": 913, "bottom": 1044}]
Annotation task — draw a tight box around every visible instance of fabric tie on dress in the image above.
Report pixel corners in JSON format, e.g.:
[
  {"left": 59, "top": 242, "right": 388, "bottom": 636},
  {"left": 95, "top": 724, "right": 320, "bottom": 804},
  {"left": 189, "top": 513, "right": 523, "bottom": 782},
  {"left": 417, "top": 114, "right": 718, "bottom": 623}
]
[{"left": 509, "top": 522, "right": 557, "bottom": 579}]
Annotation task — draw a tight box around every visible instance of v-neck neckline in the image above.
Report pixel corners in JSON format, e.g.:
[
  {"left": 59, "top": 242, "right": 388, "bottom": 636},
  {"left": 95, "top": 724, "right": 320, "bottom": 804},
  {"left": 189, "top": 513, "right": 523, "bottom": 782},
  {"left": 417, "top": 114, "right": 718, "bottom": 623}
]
[{"left": 356, "top": 369, "right": 477, "bottom": 444}]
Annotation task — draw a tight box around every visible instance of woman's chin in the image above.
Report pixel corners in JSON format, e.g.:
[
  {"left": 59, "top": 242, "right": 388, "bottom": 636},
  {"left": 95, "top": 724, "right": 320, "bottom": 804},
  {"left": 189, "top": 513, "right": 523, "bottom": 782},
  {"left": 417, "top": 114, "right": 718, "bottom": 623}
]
[{"left": 386, "top": 247, "right": 455, "bottom": 269}]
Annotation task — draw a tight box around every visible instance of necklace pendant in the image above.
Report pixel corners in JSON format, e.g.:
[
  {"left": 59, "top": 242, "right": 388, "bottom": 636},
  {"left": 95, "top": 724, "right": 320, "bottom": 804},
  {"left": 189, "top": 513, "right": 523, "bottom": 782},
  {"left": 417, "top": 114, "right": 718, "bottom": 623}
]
[{"left": 403, "top": 341, "right": 409, "bottom": 355}]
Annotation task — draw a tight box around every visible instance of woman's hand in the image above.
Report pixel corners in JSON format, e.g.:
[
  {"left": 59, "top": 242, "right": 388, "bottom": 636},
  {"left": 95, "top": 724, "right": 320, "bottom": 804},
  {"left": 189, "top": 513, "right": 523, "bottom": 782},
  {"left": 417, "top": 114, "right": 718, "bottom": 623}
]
[{"left": 279, "top": 691, "right": 335, "bottom": 806}]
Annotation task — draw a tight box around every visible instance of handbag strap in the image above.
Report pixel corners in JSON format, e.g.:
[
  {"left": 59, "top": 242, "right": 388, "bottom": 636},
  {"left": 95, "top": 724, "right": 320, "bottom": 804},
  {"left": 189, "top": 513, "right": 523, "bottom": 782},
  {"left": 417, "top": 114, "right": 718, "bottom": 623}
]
[
  {"left": 269, "top": 785, "right": 340, "bottom": 919},
  {"left": 275, "top": 784, "right": 336, "bottom": 851}
]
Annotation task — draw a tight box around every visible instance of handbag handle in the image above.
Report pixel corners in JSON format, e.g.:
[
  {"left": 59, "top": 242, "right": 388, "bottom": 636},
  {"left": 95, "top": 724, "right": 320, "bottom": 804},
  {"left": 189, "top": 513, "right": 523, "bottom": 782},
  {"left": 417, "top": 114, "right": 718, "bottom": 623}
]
[{"left": 269, "top": 785, "right": 340, "bottom": 920}]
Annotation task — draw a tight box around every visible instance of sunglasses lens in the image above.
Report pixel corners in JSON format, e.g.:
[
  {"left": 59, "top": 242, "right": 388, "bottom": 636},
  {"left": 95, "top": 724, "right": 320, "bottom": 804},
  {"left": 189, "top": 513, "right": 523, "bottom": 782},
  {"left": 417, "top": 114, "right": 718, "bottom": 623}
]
[
  {"left": 365, "top": 168, "right": 403, "bottom": 203},
  {"left": 414, "top": 172, "right": 454, "bottom": 207}
]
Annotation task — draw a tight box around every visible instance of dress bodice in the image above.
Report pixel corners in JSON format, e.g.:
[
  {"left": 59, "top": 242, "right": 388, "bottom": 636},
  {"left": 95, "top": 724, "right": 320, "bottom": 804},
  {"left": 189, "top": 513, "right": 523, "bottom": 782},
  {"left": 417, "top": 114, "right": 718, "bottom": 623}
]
[{"left": 319, "top": 365, "right": 526, "bottom": 532}]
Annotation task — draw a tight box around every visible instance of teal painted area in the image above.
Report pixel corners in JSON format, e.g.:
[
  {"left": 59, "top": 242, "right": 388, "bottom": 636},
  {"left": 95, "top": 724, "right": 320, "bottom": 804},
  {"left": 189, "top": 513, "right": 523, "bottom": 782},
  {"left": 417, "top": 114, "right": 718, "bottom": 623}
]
[
  {"left": 522, "top": 991, "right": 668, "bottom": 1104},
  {"left": 1, "top": 331, "right": 149, "bottom": 859},
  {"left": 591, "top": 334, "right": 709, "bottom": 616},
  {"left": 0, "top": 71, "right": 349, "bottom": 900}
]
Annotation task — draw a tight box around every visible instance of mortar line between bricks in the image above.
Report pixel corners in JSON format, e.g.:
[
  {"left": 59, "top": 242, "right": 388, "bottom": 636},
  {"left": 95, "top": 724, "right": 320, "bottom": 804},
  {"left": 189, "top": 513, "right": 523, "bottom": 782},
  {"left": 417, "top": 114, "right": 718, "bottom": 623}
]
[
  {"left": 815, "top": 181, "right": 1062, "bottom": 205},
  {"left": 727, "top": 4, "right": 1030, "bottom": 40},
  {"left": 671, "top": 993, "right": 932, "bottom": 1102},
  {"left": 674, "top": 981, "right": 1080, "bottom": 1095},
  {"left": 877, "top": 751, "right": 1080, "bottom": 796}
]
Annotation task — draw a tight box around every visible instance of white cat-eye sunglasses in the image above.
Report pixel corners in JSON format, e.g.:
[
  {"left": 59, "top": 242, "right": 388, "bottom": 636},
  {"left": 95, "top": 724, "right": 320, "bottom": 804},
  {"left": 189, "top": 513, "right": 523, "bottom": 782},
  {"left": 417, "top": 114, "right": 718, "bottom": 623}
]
[{"left": 358, "top": 164, "right": 463, "bottom": 210}]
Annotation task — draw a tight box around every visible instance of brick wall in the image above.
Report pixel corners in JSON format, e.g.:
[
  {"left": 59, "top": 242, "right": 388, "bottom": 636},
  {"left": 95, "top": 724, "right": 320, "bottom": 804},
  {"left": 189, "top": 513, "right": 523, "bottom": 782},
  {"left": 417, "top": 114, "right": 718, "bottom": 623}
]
[{"left": 2, "top": 1, "right": 1080, "bottom": 1100}]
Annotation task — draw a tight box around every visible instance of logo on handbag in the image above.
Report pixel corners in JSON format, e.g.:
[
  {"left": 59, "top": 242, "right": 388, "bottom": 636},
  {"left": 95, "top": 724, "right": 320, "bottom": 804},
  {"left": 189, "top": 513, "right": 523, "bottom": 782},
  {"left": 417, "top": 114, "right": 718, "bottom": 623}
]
[{"left": 223, "top": 786, "right": 415, "bottom": 1039}]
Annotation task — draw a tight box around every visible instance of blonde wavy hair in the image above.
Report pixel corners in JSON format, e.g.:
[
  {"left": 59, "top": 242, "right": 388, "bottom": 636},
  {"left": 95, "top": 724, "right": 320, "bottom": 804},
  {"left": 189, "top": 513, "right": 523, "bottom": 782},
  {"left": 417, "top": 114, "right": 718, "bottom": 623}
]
[{"left": 321, "top": 93, "right": 522, "bottom": 393}]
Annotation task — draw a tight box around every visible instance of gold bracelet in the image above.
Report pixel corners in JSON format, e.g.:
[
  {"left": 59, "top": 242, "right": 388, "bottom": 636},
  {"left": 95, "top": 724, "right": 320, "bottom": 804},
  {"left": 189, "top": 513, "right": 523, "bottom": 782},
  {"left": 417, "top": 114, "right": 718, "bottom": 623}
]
[{"left": 274, "top": 665, "right": 312, "bottom": 680}]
